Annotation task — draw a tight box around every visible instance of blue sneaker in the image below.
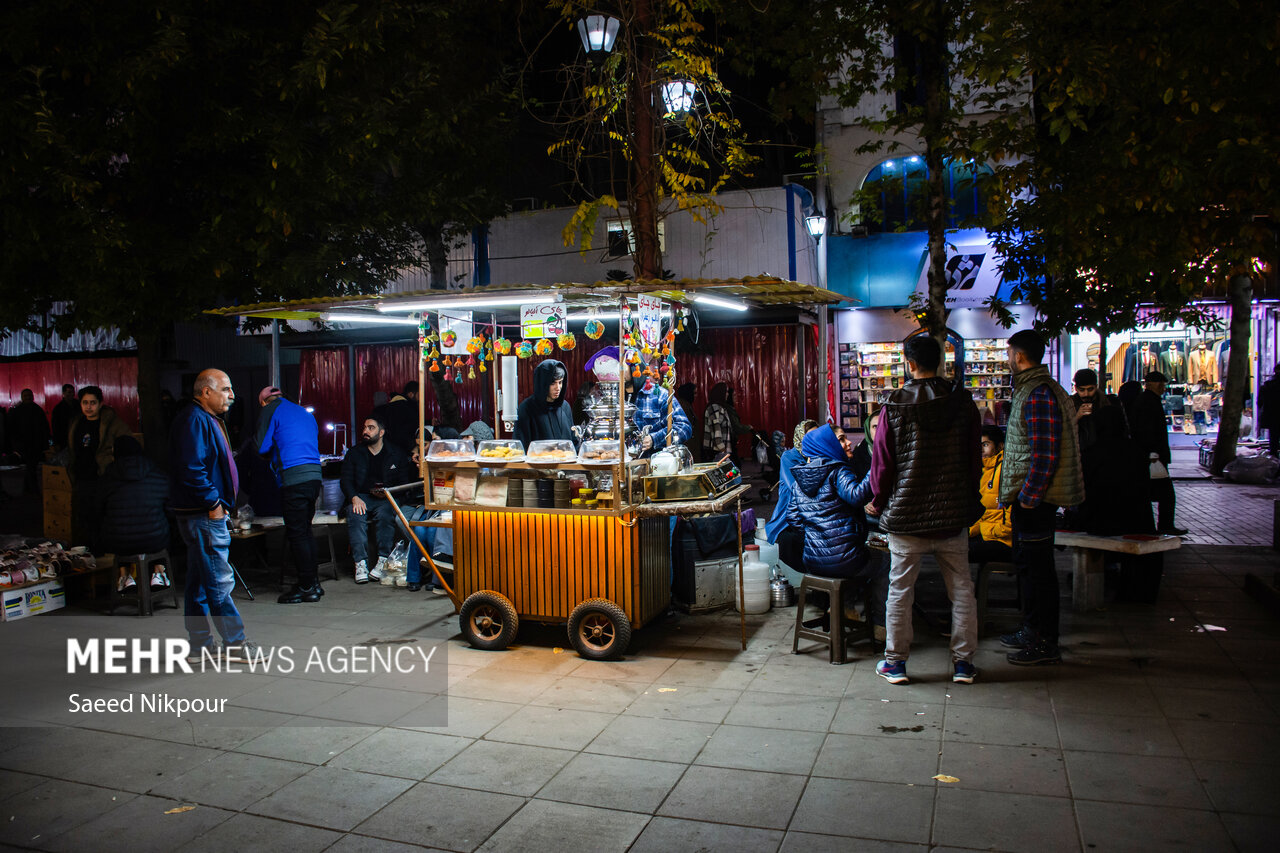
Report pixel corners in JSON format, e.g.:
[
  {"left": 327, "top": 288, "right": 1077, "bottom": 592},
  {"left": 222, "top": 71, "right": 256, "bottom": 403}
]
[
  {"left": 953, "top": 660, "right": 977, "bottom": 684},
  {"left": 876, "top": 660, "right": 909, "bottom": 684}
]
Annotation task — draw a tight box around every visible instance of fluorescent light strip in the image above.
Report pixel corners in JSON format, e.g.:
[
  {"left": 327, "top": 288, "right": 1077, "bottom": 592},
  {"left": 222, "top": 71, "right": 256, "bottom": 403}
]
[
  {"left": 323, "top": 312, "right": 421, "bottom": 326},
  {"left": 375, "top": 294, "right": 560, "bottom": 313},
  {"left": 691, "top": 293, "right": 750, "bottom": 312}
]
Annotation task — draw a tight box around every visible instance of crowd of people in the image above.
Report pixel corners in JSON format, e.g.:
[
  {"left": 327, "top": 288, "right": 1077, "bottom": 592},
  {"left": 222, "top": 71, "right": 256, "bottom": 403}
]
[{"left": 765, "top": 329, "right": 1209, "bottom": 685}]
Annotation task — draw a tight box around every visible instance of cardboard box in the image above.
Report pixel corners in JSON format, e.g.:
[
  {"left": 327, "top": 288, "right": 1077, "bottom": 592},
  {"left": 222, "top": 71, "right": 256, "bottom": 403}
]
[
  {"left": 1, "top": 579, "right": 67, "bottom": 622},
  {"left": 44, "top": 516, "right": 72, "bottom": 542},
  {"left": 42, "top": 465, "right": 72, "bottom": 494}
]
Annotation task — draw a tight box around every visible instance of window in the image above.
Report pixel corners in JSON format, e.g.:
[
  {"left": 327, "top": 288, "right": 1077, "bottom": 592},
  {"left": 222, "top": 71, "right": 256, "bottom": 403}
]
[
  {"left": 858, "top": 158, "right": 993, "bottom": 232},
  {"left": 606, "top": 219, "right": 665, "bottom": 258}
]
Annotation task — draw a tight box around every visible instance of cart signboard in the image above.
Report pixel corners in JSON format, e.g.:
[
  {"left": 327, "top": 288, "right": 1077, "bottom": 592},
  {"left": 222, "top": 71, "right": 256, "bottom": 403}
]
[
  {"left": 521, "top": 302, "right": 566, "bottom": 338},
  {"left": 638, "top": 294, "right": 662, "bottom": 348}
]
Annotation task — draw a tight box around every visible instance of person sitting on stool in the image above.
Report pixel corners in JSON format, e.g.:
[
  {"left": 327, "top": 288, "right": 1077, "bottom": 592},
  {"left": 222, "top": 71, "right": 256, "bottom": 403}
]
[
  {"left": 969, "top": 425, "right": 1013, "bottom": 564},
  {"left": 341, "top": 415, "right": 411, "bottom": 584}
]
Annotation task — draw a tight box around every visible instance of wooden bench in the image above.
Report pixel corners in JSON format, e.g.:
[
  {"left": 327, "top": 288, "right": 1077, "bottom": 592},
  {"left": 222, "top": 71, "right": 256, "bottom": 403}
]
[{"left": 1055, "top": 531, "right": 1182, "bottom": 610}]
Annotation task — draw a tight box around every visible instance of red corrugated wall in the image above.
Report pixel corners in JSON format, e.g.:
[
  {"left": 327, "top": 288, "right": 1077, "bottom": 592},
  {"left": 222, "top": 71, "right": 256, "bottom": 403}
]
[
  {"left": 297, "top": 325, "right": 817, "bottom": 445},
  {"left": 0, "top": 357, "right": 141, "bottom": 432}
]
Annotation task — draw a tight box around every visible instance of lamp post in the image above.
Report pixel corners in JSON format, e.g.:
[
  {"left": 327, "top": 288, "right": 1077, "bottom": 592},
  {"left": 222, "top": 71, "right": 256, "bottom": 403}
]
[
  {"left": 805, "top": 213, "right": 827, "bottom": 242},
  {"left": 661, "top": 80, "right": 697, "bottom": 116}
]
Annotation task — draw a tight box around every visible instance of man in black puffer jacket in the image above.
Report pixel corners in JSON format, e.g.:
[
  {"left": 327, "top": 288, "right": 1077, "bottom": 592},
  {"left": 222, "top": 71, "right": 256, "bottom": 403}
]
[
  {"left": 867, "top": 335, "right": 982, "bottom": 686},
  {"left": 98, "top": 436, "right": 171, "bottom": 592}
]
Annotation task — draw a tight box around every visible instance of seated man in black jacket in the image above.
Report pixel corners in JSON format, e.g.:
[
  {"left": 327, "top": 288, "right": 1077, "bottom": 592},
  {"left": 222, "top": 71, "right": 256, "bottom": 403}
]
[
  {"left": 341, "top": 415, "right": 412, "bottom": 584},
  {"left": 97, "top": 435, "right": 171, "bottom": 592}
]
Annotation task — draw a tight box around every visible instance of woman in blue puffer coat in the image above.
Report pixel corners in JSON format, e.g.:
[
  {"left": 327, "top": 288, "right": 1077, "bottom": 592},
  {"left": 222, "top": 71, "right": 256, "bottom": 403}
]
[{"left": 788, "top": 423, "right": 881, "bottom": 628}]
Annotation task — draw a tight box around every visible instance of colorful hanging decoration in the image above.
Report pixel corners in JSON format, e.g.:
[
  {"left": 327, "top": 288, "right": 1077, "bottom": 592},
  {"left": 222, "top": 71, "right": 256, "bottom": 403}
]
[
  {"left": 584, "top": 318, "right": 605, "bottom": 340},
  {"left": 478, "top": 360, "right": 487, "bottom": 373},
  {"left": 556, "top": 332, "right": 577, "bottom": 351},
  {"left": 429, "top": 359, "right": 440, "bottom": 373},
  {"left": 468, "top": 366, "right": 476, "bottom": 379},
  {"left": 454, "top": 371, "right": 464, "bottom": 384},
  {"left": 443, "top": 367, "right": 453, "bottom": 381},
  {"left": 466, "top": 336, "right": 483, "bottom": 354},
  {"left": 441, "top": 330, "right": 458, "bottom": 348},
  {"left": 515, "top": 340, "right": 534, "bottom": 359},
  {"left": 428, "top": 345, "right": 440, "bottom": 359},
  {"left": 535, "top": 338, "right": 554, "bottom": 356}
]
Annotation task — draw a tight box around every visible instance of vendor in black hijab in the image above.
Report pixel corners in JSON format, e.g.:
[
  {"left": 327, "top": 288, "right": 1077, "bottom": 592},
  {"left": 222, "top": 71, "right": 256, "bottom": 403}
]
[{"left": 514, "top": 359, "right": 575, "bottom": 449}]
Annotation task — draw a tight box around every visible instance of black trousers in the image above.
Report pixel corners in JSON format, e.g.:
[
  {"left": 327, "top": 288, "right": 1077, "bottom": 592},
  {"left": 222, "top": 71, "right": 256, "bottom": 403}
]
[
  {"left": 281, "top": 480, "right": 321, "bottom": 587},
  {"left": 969, "top": 538, "right": 1014, "bottom": 564},
  {"left": 1013, "top": 502, "right": 1059, "bottom": 645},
  {"left": 1149, "top": 478, "right": 1176, "bottom": 531}
]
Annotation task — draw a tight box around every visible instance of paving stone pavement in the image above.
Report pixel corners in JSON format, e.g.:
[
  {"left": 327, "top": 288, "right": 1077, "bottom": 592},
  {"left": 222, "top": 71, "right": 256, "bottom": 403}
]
[{"left": 1, "top": 538, "right": 1277, "bottom": 853}]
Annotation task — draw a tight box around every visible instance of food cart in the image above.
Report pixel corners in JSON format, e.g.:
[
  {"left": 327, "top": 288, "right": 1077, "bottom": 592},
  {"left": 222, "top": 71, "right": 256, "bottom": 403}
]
[{"left": 214, "top": 278, "right": 843, "bottom": 658}]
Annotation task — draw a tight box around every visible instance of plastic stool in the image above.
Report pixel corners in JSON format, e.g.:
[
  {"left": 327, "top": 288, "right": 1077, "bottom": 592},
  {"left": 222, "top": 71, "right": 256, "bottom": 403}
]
[
  {"left": 110, "top": 550, "right": 177, "bottom": 617},
  {"left": 791, "top": 575, "right": 871, "bottom": 664},
  {"left": 974, "top": 560, "right": 1020, "bottom": 636}
]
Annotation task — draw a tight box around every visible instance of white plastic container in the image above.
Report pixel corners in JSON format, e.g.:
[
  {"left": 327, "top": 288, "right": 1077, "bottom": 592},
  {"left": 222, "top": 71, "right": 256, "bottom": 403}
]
[
  {"left": 756, "top": 538, "right": 780, "bottom": 579},
  {"left": 735, "top": 544, "right": 772, "bottom": 614}
]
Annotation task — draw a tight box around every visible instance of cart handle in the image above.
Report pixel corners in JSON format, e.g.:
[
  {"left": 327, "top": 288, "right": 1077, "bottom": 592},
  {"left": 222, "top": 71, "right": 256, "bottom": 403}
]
[{"left": 376, "top": 486, "right": 460, "bottom": 610}]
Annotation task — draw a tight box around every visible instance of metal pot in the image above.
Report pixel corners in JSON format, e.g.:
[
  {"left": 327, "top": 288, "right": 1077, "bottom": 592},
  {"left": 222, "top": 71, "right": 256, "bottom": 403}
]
[{"left": 770, "top": 573, "right": 795, "bottom": 607}]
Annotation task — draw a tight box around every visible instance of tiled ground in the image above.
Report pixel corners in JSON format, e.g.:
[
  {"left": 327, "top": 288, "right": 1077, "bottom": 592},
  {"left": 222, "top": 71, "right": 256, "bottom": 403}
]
[
  {"left": 1, "top": 540, "right": 1277, "bottom": 852},
  {"left": 1168, "top": 478, "right": 1278, "bottom": 547}
]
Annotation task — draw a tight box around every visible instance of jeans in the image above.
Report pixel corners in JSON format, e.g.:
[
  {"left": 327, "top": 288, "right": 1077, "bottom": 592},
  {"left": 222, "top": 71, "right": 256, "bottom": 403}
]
[
  {"left": 1149, "top": 478, "right": 1177, "bottom": 530},
  {"left": 397, "top": 506, "right": 436, "bottom": 585},
  {"left": 1012, "top": 502, "right": 1060, "bottom": 645},
  {"left": 281, "top": 480, "right": 321, "bottom": 587},
  {"left": 884, "top": 529, "right": 976, "bottom": 664},
  {"left": 178, "top": 514, "right": 246, "bottom": 650},
  {"left": 347, "top": 494, "right": 395, "bottom": 565}
]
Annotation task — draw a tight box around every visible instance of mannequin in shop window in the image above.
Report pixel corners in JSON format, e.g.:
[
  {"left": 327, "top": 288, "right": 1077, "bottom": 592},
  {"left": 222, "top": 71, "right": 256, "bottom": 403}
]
[
  {"left": 1189, "top": 342, "right": 1217, "bottom": 385},
  {"left": 1161, "top": 342, "right": 1185, "bottom": 384}
]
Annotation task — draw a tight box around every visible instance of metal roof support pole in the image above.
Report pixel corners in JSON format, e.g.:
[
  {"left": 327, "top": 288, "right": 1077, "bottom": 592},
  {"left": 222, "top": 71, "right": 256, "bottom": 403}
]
[
  {"left": 270, "top": 320, "right": 281, "bottom": 388},
  {"left": 818, "top": 305, "right": 830, "bottom": 423},
  {"left": 347, "top": 343, "right": 357, "bottom": 440}
]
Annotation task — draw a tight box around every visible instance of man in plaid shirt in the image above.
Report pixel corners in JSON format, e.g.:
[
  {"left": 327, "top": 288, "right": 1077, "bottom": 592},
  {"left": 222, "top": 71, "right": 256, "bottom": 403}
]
[
  {"left": 999, "top": 330, "right": 1085, "bottom": 666},
  {"left": 632, "top": 377, "right": 693, "bottom": 456}
]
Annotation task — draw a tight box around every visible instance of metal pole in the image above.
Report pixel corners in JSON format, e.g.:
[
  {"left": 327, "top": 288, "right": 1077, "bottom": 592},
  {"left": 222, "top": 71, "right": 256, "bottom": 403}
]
[
  {"left": 737, "top": 494, "right": 746, "bottom": 650},
  {"left": 270, "top": 320, "right": 281, "bottom": 388},
  {"left": 347, "top": 343, "right": 357, "bottom": 440},
  {"left": 818, "top": 305, "right": 830, "bottom": 423},
  {"left": 491, "top": 312, "right": 501, "bottom": 438}
]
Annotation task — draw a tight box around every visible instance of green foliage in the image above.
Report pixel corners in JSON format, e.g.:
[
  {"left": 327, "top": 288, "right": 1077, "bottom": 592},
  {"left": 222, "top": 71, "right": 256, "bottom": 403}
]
[
  {"left": 0, "top": 0, "right": 518, "bottom": 338},
  {"left": 986, "top": 0, "right": 1280, "bottom": 336}
]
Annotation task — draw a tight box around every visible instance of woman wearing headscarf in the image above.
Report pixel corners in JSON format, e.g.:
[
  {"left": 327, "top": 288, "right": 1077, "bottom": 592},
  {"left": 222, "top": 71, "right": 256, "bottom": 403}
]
[
  {"left": 788, "top": 423, "right": 881, "bottom": 629},
  {"left": 766, "top": 419, "right": 818, "bottom": 574}
]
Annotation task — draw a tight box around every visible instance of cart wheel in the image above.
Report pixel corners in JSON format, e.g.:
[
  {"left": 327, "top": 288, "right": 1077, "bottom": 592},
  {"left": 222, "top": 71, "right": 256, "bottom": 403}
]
[
  {"left": 459, "top": 591, "right": 519, "bottom": 651},
  {"left": 567, "top": 599, "right": 632, "bottom": 661}
]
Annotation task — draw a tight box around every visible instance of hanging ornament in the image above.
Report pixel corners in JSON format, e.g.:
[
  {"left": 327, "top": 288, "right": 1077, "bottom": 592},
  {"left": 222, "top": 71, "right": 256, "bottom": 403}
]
[
  {"left": 441, "top": 330, "right": 458, "bottom": 348},
  {"left": 494, "top": 336, "right": 512, "bottom": 355},
  {"left": 625, "top": 349, "right": 642, "bottom": 365},
  {"left": 468, "top": 366, "right": 476, "bottom": 380},
  {"left": 428, "top": 345, "right": 440, "bottom": 359},
  {"left": 534, "top": 338, "right": 553, "bottom": 356},
  {"left": 631, "top": 366, "right": 642, "bottom": 378},
  {"left": 484, "top": 344, "right": 494, "bottom": 361},
  {"left": 516, "top": 340, "right": 533, "bottom": 359},
  {"left": 466, "top": 353, "right": 477, "bottom": 367},
  {"left": 478, "top": 360, "right": 487, "bottom": 373},
  {"left": 584, "top": 318, "right": 605, "bottom": 340},
  {"left": 642, "top": 376, "right": 654, "bottom": 392},
  {"left": 466, "top": 336, "right": 483, "bottom": 354},
  {"left": 665, "top": 353, "right": 677, "bottom": 366},
  {"left": 429, "top": 359, "right": 440, "bottom": 373},
  {"left": 454, "top": 371, "right": 464, "bottom": 384},
  {"left": 556, "top": 332, "right": 576, "bottom": 351},
  {"left": 443, "top": 367, "right": 453, "bottom": 381}
]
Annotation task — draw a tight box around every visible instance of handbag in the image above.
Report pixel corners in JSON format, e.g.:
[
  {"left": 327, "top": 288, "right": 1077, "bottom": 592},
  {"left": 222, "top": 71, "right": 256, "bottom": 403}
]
[{"left": 1148, "top": 453, "right": 1170, "bottom": 480}]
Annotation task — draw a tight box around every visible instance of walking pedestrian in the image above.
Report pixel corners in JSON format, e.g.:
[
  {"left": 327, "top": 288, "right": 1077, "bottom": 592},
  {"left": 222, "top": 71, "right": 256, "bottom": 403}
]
[
  {"left": 170, "top": 369, "right": 259, "bottom": 662},
  {"left": 867, "top": 335, "right": 983, "bottom": 685},
  {"left": 1000, "top": 331, "right": 1085, "bottom": 666},
  {"left": 255, "top": 387, "right": 325, "bottom": 604}
]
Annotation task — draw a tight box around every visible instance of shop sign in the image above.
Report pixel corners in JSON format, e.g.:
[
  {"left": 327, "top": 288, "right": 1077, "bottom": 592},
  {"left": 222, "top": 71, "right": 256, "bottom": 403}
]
[
  {"left": 520, "top": 302, "right": 566, "bottom": 338},
  {"left": 914, "top": 241, "right": 1005, "bottom": 308},
  {"left": 637, "top": 294, "right": 662, "bottom": 348},
  {"left": 438, "top": 310, "right": 472, "bottom": 355}
]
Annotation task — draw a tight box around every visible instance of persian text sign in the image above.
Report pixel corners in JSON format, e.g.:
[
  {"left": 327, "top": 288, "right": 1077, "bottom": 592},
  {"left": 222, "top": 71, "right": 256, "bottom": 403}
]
[{"left": 521, "top": 303, "right": 566, "bottom": 339}]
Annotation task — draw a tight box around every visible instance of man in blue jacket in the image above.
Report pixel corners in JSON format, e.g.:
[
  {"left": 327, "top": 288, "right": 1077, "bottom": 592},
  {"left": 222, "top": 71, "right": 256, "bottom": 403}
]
[
  {"left": 170, "top": 368, "right": 258, "bottom": 662},
  {"left": 256, "top": 386, "right": 324, "bottom": 604}
]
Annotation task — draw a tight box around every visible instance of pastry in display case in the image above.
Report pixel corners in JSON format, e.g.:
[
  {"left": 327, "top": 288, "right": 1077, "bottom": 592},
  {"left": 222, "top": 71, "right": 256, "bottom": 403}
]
[
  {"left": 526, "top": 440, "right": 577, "bottom": 464},
  {"left": 426, "top": 438, "right": 475, "bottom": 462},
  {"left": 578, "top": 440, "right": 625, "bottom": 465},
  {"left": 476, "top": 439, "right": 525, "bottom": 462}
]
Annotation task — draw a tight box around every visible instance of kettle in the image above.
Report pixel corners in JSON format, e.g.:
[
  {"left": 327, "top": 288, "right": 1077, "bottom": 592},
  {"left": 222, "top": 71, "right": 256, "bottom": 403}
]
[
  {"left": 650, "top": 444, "right": 693, "bottom": 476},
  {"left": 770, "top": 571, "right": 795, "bottom": 607}
]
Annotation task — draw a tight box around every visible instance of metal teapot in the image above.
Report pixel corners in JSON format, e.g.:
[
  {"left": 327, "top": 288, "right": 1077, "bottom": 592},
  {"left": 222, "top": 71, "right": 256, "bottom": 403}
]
[{"left": 770, "top": 571, "right": 795, "bottom": 607}]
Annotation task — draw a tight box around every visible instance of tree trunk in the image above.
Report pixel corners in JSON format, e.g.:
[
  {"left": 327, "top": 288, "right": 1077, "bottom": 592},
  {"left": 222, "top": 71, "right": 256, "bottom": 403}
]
[
  {"left": 1212, "top": 273, "right": 1254, "bottom": 475},
  {"left": 418, "top": 222, "right": 449, "bottom": 290},
  {"left": 628, "top": 0, "right": 663, "bottom": 281},
  {"left": 919, "top": 0, "right": 950, "bottom": 348},
  {"left": 132, "top": 324, "right": 167, "bottom": 467}
]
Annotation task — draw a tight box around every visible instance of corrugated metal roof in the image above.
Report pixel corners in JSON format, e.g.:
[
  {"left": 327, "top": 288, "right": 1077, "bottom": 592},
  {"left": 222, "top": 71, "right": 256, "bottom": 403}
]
[{"left": 206, "top": 277, "right": 849, "bottom": 318}]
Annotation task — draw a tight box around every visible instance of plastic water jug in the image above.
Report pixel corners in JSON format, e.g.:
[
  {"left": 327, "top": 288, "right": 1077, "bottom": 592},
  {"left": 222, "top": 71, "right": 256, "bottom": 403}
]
[
  {"left": 735, "top": 544, "right": 772, "bottom": 614},
  {"left": 756, "top": 538, "right": 779, "bottom": 577}
]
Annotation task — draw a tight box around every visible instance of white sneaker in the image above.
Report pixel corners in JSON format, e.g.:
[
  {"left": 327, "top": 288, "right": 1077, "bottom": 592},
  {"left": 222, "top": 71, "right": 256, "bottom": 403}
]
[
  {"left": 117, "top": 575, "right": 136, "bottom": 594},
  {"left": 354, "top": 560, "right": 369, "bottom": 584},
  {"left": 369, "top": 557, "right": 388, "bottom": 581}
]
